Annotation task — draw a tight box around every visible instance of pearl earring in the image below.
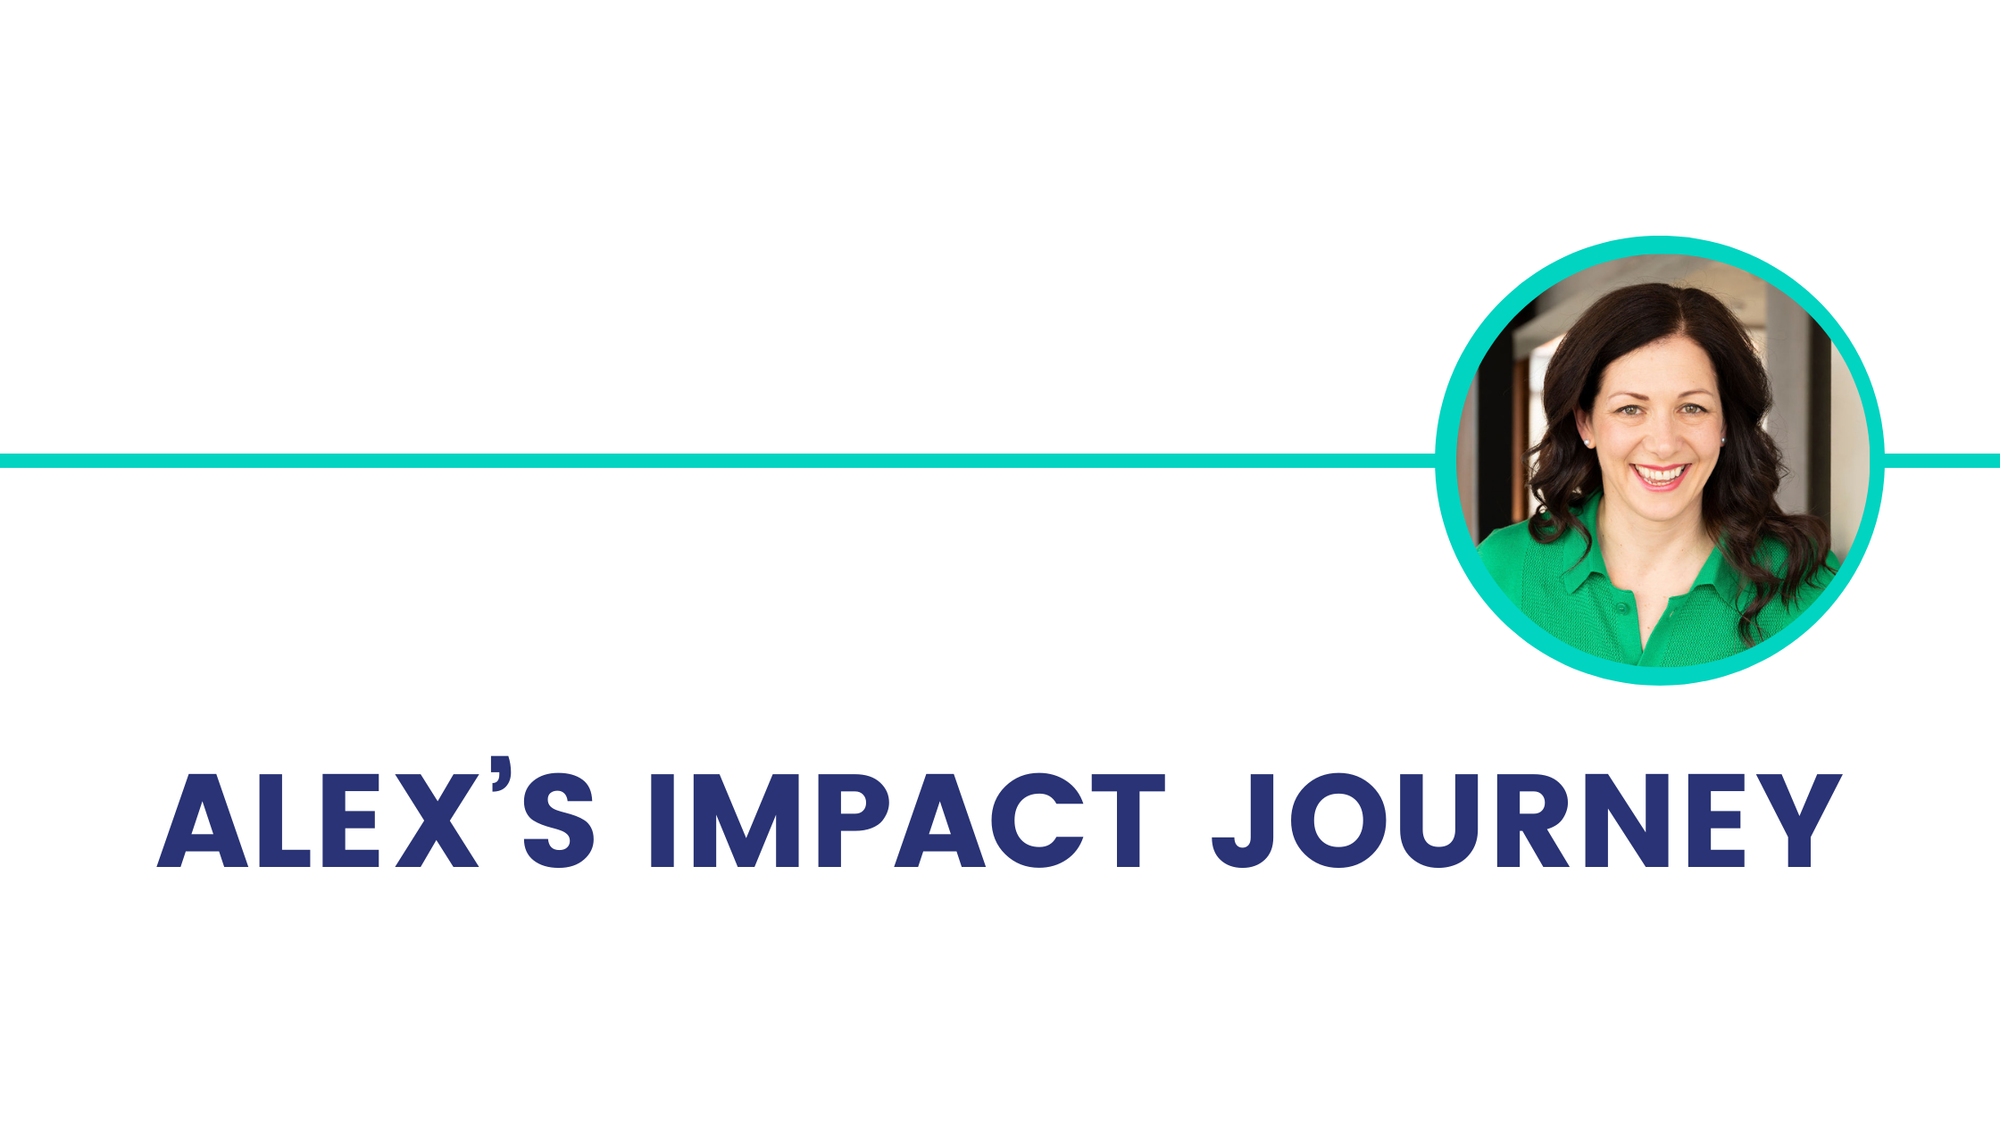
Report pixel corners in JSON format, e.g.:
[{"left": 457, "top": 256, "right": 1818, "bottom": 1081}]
[{"left": 1584, "top": 440, "right": 1593, "bottom": 448}]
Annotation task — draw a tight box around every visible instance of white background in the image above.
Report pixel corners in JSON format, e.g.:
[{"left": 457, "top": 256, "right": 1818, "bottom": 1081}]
[{"left": 1, "top": 3, "right": 1991, "bottom": 1121}]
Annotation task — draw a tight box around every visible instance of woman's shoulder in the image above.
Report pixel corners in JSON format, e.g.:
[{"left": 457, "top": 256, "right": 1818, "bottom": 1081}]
[
  {"left": 1476, "top": 518, "right": 1538, "bottom": 563},
  {"left": 1744, "top": 534, "right": 1840, "bottom": 582},
  {"left": 1728, "top": 533, "right": 1841, "bottom": 620},
  {"left": 1476, "top": 517, "right": 1554, "bottom": 593}
]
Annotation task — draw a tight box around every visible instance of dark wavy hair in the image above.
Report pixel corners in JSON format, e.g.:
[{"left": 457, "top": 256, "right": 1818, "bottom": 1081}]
[{"left": 1525, "top": 282, "right": 1831, "bottom": 645}]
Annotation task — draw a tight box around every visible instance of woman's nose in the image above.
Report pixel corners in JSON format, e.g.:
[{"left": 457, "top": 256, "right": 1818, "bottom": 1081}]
[{"left": 1646, "top": 414, "right": 1680, "bottom": 456}]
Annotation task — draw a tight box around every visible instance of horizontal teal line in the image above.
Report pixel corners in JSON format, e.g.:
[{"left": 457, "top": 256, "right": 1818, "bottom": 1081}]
[
  {"left": 0, "top": 452, "right": 1441, "bottom": 469},
  {"left": 1882, "top": 453, "right": 2000, "bottom": 468}
]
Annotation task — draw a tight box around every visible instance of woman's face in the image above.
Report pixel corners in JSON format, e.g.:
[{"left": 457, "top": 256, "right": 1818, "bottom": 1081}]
[{"left": 1575, "top": 334, "right": 1726, "bottom": 528}]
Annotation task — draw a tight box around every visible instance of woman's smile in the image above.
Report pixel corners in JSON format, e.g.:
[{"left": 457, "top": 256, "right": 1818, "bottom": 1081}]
[{"left": 1633, "top": 463, "right": 1690, "bottom": 490}]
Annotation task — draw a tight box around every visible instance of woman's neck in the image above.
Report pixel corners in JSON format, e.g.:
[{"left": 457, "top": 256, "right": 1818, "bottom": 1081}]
[{"left": 1595, "top": 490, "right": 1713, "bottom": 583}]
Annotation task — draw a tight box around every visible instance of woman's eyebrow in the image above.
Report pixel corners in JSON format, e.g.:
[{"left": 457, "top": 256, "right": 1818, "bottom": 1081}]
[{"left": 1603, "top": 389, "right": 1717, "bottom": 402}]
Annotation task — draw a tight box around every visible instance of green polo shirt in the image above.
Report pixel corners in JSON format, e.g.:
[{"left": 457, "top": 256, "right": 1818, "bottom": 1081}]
[{"left": 1477, "top": 493, "right": 1837, "bottom": 667}]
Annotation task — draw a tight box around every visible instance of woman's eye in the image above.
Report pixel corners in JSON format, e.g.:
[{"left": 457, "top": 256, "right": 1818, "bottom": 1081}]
[
  {"left": 1678, "top": 403, "right": 1708, "bottom": 414},
  {"left": 1614, "top": 405, "right": 1642, "bottom": 416}
]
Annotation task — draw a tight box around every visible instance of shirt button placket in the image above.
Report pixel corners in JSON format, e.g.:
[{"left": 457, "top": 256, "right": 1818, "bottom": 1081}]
[{"left": 1613, "top": 599, "right": 1637, "bottom": 663}]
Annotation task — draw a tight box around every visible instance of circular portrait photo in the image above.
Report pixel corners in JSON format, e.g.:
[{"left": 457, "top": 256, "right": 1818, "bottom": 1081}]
[{"left": 1438, "top": 238, "right": 1881, "bottom": 684}]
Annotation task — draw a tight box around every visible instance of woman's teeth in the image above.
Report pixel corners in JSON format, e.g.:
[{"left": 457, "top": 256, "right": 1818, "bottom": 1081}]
[{"left": 1637, "top": 465, "right": 1687, "bottom": 484}]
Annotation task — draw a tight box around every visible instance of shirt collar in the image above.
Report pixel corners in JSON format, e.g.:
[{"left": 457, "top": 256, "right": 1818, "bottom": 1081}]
[
  {"left": 1560, "top": 492, "right": 1729, "bottom": 596},
  {"left": 1560, "top": 493, "right": 1609, "bottom": 594},
  {"left": 1688, "top": 538, "right": 1729, "bottom": 595}
]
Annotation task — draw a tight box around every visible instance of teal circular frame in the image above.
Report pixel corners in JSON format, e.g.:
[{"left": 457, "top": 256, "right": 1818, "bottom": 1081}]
[{"left": 1435, "top": 235, "right": 1885, "bottom": 685}]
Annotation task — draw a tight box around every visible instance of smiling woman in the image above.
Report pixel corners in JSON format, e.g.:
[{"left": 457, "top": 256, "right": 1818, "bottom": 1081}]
[{"left": 1476, "top": 283, "right": 1838, "bottom": 668}]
